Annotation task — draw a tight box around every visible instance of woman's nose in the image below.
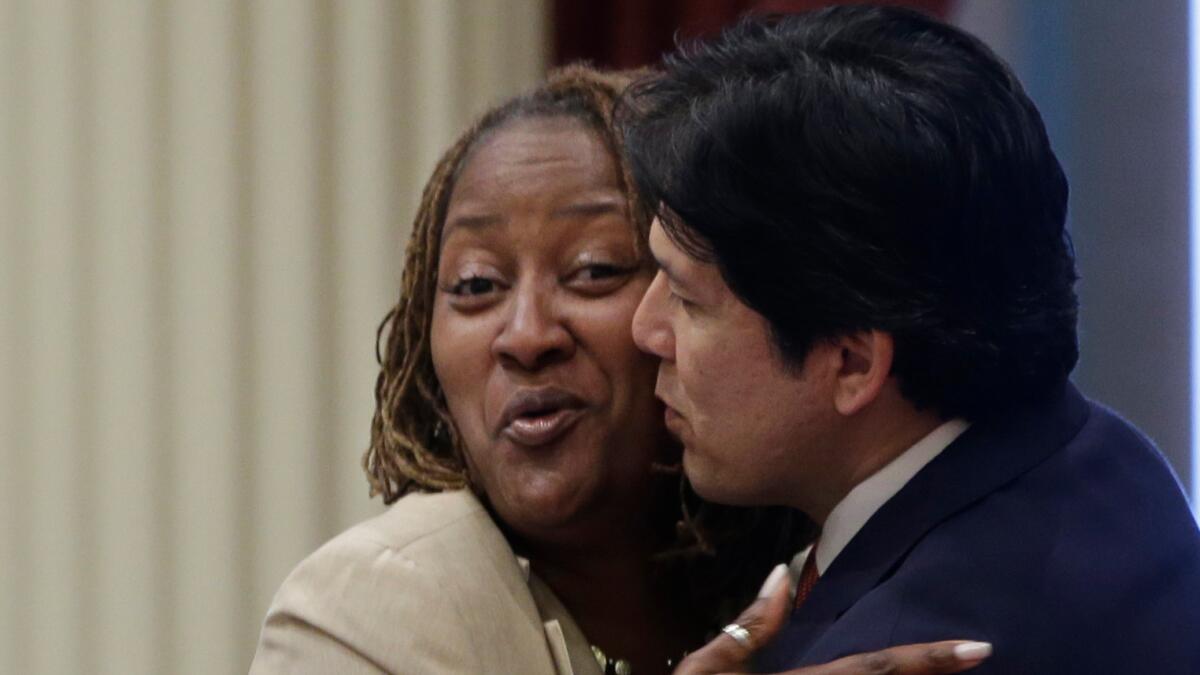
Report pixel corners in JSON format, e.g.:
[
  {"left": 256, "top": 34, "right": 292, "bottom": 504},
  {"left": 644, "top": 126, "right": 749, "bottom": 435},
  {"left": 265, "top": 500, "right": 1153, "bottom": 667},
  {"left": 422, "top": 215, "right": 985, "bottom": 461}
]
[{"left": 491, "top": 283, "right": 575, "bottom": 371}]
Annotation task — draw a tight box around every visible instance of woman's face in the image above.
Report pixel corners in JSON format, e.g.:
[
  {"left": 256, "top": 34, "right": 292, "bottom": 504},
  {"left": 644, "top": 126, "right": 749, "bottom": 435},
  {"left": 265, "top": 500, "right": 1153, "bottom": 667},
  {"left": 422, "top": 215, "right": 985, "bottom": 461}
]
[{"left": 430, "top": 115, "right": 666, "bottom": 546}]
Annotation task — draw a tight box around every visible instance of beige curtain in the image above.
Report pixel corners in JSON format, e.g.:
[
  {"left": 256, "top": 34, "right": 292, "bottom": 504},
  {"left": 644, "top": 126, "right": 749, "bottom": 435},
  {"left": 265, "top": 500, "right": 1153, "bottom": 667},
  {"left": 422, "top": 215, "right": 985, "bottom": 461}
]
[{"left": 0, "top": 1, "right": 548, "bottom": 673}]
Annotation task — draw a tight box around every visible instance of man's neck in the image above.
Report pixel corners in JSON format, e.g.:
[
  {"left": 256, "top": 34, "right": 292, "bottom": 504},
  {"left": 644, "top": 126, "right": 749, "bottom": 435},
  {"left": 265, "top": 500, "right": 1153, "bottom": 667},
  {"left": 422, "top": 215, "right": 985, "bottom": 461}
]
[
  {"left": 810, "top": 417, "right": 970, "bottom": 573},
  {"left": 809, "top": 406, "right": 945, "bottom": 525}
]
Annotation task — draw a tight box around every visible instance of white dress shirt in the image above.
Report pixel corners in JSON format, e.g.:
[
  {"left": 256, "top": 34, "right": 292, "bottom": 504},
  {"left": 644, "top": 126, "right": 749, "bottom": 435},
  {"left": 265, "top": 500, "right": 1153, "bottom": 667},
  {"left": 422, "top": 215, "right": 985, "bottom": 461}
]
[{"left": 792, "top": 418, "right": 971, "bottom": 577}]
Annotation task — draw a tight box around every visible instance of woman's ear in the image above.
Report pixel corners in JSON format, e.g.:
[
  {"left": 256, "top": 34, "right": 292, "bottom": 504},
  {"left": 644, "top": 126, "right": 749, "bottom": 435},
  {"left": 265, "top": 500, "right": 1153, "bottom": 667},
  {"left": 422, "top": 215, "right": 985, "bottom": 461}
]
[{"left": 832, "top": 330, "right": 894, "bottom": 416}]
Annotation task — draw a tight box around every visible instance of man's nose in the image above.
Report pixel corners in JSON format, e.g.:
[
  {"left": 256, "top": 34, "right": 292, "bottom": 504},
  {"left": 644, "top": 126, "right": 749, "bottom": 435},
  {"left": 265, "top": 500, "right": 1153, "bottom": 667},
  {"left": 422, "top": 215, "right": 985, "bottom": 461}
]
[
  {"left": 632, "top": 270, "right": 674, "bottom": 360},
  {"left": 492, "top": 283, "right": 574, "bottom": 371}
]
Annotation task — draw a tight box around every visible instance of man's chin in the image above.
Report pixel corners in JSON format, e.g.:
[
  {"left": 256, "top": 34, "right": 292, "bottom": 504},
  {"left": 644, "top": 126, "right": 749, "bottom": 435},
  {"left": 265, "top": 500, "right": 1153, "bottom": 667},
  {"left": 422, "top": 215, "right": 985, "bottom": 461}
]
[{"left": 682, "top": 451, "right": 757, "bottom": 506}]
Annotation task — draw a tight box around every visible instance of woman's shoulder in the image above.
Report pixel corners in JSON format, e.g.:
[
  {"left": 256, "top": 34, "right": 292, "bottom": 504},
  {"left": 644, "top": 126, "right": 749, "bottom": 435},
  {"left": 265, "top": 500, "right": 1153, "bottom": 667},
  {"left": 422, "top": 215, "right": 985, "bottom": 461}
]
[
  {"left": 338, "top": 488, "right": 498, "bottom": 554},
  {"left": 252, "top": 489, "right": 556, "bottom": 674},
  {"left": 283, "top": 489, "right": 511, "bottom": 597}
]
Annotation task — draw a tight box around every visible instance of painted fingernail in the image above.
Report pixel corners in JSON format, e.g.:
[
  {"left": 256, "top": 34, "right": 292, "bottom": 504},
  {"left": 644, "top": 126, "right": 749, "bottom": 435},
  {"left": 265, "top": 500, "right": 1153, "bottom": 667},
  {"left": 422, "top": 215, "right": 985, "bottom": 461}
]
[
  {"left": 757, "top": 563, "right": 790, "bottom": 599},
  {"left": 953, "top": 642, "right": 992, "bottom": 661}
]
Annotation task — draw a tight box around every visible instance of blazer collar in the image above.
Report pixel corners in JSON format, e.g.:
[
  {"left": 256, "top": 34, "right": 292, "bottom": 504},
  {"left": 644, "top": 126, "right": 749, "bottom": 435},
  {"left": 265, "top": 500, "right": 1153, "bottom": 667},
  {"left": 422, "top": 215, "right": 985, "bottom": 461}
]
[
  {"left": 528, "top": 573, "right": 604, "bottom": 675},
  {"left": 792, "top": 382, "right": 1091, "bottom": 632}
]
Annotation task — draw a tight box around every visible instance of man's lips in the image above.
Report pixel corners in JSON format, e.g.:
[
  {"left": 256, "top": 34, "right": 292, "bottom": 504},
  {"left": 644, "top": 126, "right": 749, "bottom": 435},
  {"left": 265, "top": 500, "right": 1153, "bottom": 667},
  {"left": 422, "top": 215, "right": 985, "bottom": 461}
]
[
  {"left": 655, "top": 386, "right": 681, "bottom": 420},
  {"left": 498, "top": 386, "right": 587, "bottom": 447},
  {"left": 658, "top": 391, "right": 687, "bottom": 438},
  {"left": 662, "top": 404, "right": 684, "bottom": 436}
]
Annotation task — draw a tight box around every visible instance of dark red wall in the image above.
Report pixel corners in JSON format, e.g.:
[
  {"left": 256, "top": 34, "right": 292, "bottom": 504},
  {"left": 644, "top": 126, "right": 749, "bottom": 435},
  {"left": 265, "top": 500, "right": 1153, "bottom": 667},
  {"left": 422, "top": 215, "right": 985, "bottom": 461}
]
[{"left": 552, "top": 0, "right": 955, "bottom": 69}]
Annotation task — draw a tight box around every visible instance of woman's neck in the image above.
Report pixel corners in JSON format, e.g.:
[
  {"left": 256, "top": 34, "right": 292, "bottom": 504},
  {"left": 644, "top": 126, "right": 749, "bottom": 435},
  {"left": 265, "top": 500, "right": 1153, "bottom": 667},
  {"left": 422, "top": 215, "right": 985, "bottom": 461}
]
[{"left": 527, "top": 537, "right": 704, "bottom": 675}]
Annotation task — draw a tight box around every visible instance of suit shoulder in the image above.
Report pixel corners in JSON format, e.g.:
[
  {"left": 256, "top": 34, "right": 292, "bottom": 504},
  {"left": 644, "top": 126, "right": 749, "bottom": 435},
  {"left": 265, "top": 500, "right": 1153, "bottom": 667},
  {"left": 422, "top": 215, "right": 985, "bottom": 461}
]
[
  {"left": 271, "top": 487, "right": 492, "bottom": 598},
  {"left": 278, "top": 490, "right": 509, "bottom": 601},
  {"left": 342, "top": 489, "right": 491, "bottom": 549},
  {"left": 254, "top": 490, "right": 522, "bottom": 673},
  {"left": 1079, "top": 399, "right": 1161, "bottom": 454},
  {"left": 1066, "top": 398, "right": 1194, "bottom": 522}
]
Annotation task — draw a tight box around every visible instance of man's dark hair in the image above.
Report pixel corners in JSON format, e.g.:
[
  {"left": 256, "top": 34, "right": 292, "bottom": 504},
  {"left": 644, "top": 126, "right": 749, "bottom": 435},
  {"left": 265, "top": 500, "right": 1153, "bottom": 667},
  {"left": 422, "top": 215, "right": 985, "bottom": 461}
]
[{"left": 620, "top": 5, "right": 1078, "bottom": 420}]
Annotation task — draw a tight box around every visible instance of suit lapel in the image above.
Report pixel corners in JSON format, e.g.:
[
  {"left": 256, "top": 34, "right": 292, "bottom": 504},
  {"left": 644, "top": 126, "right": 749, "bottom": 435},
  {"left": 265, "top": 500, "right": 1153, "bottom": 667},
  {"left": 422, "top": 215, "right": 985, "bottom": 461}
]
[
  {"left": 542, "top": 620, "right": 577, "bottom": 675},
  {"left": 784, "top": 383, "right": 1090, "bottom": 654},
  {"left": 528, "top": 573, "right": 605, "bottom": 675},
  {"left": 449, "top": 493, "right": 566, "bottom": 675}
]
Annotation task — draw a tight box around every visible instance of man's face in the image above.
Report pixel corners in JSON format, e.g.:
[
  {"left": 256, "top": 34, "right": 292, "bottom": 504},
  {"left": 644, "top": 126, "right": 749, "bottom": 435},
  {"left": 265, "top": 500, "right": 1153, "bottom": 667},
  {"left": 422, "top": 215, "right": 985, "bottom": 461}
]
[{"left": 632, "top": 219, "right": 841, "bottom": 507}]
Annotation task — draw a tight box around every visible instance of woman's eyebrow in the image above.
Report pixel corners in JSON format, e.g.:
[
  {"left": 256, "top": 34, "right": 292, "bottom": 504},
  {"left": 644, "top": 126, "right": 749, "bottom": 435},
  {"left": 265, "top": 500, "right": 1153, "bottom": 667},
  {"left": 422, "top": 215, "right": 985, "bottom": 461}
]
[
  {"left": 550, "top": 198, "right": 624, "bottom": 220},
  {"left": 443, "top": 212, "right": 503, "bottom": 233}
]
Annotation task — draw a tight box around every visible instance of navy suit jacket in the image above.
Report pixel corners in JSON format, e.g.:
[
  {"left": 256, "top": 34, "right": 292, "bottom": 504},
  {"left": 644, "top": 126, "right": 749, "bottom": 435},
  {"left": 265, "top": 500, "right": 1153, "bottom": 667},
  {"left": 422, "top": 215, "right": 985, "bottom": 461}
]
[{"left": 757, "top": 383, "right": 1200, "bottom": 673}]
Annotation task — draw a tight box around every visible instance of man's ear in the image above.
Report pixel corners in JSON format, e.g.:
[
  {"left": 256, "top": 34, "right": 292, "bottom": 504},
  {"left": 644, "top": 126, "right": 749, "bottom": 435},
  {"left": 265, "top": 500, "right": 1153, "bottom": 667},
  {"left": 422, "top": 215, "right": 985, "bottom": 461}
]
[{"left": 833, "top": 330, "right": 894, "bottom": 416}]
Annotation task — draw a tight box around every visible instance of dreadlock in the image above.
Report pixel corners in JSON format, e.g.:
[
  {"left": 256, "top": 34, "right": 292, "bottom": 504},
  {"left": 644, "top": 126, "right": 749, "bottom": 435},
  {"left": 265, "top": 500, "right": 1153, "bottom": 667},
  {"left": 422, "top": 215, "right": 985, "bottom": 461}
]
[{"left": 364, "top": 63, "right": 814, "bottom": 623}]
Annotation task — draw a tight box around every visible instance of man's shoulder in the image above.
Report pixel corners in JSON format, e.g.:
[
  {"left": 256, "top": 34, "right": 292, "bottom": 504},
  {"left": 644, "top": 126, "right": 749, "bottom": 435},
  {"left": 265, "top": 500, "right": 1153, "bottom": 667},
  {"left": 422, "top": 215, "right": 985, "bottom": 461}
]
[
  {"left": 1072, "top": 395, "right": 1172, "bottom": 465},
  {"left": 998, "top": 394, "right": 1194, "bottom": 543},
  {"left": 871, "top": 398, "right": 1199, "bottom": 667},
  {"left": 880, "top": 474, "right": 1200, "bottom": 671},
  {"left": 914, "top": 395, "right": 1199, "bottom": 592},
  {"left": 766, "top": 395, "right": 1200, "bottom": 672},
  {"left": 945, "top": 391, "right": 1191, "bottom": 538}
]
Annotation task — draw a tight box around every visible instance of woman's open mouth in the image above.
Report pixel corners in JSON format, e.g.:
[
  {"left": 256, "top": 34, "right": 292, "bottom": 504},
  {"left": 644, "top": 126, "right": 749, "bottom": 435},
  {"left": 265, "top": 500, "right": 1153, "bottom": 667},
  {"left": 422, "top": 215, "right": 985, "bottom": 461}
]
[
  {"left": 503, "top": 407, "right": 585, "bottom": 446},
  {"left": 498, "top": 387, "right": 587, "bottom": 447}
]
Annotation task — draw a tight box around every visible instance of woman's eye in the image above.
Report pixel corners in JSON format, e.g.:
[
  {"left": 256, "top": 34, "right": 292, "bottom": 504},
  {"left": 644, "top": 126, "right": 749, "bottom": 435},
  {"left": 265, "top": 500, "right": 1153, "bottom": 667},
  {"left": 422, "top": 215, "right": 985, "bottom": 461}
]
[
  {"left": 449, "top": 276, "right": 497, "bottom": 296},
  {"left": 568, "top": 263, "right": 634, "bottom": 293},
  {"left": 580, "top": 264, "right": 624, "bottom": 280}
]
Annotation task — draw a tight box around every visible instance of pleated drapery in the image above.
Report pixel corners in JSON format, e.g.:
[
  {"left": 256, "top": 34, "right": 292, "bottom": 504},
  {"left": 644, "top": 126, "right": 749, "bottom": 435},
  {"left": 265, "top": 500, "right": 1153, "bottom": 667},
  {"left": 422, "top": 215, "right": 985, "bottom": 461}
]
[{"left": 0, "top": 1, "right": 548, "bottom": 673}]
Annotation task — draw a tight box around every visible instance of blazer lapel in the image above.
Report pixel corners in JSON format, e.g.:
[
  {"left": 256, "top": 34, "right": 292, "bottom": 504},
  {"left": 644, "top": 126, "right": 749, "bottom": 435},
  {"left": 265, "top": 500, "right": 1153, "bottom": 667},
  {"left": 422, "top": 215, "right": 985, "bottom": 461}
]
[
  {"left": 528, "top": 574, "right": 605, "bottom": 675},
  {"left": 452, "top": 495, "right": 564, "bottom": 675},
  {"left": 542, "top": 620, "right": 576, "bottom": 675},
  {"left": 784, "top": 382, "right": 1091, "bottom": 654}
]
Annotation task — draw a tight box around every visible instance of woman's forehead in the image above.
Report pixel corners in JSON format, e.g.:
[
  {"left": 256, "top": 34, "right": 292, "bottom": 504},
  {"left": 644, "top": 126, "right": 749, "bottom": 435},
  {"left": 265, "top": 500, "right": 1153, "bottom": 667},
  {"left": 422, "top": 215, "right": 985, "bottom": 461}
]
[
  {"left": 471, "top": 112, "right": 604, "bottom": 156},
  {"left": 455, "top": 117, "right": 616, "bottom": 191},
  {"left": 445, "top": 118, "right": 623, "bottom": 223}
]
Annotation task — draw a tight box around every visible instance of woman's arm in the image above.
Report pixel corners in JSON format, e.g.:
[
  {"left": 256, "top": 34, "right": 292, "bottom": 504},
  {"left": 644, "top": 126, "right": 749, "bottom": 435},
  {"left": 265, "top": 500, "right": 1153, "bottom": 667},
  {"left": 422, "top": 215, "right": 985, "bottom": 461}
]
[{"left": 673, "top": 564, "right": 992, "bottom": 675}]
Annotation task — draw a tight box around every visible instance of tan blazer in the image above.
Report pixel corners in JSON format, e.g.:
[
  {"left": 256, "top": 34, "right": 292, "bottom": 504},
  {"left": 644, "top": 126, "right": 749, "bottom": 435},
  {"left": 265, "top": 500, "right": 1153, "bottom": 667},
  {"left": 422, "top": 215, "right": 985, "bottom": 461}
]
[{"left": 250, "top": 490, "right": 603, "bottom": 675}]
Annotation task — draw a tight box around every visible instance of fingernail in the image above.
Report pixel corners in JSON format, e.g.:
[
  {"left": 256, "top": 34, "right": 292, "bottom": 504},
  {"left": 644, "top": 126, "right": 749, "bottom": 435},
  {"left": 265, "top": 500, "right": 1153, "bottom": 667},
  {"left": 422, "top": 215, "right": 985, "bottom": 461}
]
[
  {"left": 757, "top": 563, "right": 789, "bottom": 599},
  {"left": 953, "top": 642, "right": 992, "bottom": 661}
]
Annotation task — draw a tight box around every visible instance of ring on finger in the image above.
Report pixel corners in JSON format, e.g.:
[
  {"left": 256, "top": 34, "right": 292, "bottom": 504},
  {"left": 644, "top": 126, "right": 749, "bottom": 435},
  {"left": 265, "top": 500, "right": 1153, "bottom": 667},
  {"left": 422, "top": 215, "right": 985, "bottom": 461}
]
[{"left": 721, "top": 623, "right": 752, "bottom": 649}]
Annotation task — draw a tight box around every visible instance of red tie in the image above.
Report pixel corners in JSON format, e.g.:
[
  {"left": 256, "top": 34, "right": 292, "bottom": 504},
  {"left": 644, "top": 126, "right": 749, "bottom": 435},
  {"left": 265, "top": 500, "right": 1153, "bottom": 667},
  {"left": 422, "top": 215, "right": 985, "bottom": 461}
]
[{"left": 793, "top": 541, "right": 820, "bottom": 611}]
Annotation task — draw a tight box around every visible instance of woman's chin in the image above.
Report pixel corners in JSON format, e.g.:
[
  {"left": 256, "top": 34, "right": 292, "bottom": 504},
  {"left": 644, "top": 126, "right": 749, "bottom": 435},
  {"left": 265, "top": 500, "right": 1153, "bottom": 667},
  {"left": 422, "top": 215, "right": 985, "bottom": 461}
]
[{"left": 491, "top": 479, "right": 599, "bottom": 542}]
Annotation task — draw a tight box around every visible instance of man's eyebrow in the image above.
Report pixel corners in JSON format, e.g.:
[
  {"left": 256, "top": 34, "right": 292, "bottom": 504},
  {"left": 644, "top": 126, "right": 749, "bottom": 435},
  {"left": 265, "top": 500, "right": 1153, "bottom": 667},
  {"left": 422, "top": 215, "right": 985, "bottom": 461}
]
[{"left": 649, "top": 249, "right": 686, "bottom": 285}]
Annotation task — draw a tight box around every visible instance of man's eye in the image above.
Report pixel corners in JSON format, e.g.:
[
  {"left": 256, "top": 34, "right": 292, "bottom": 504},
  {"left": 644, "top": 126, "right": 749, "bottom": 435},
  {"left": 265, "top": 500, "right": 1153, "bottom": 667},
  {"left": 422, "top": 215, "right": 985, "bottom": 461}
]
[
  {"left": 449, "top": 276, "right": 496, "bottom": 296},
  {"left": 669, "top": 288, "right": 698, "bottom": 311}
]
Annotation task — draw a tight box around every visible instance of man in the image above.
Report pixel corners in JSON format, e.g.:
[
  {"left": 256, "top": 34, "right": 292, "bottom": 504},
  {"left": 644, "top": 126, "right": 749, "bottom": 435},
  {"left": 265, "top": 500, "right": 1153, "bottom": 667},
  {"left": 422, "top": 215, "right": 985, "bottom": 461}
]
[{"left": 624, "top": 6, "right": 1200, "bottom": 673}]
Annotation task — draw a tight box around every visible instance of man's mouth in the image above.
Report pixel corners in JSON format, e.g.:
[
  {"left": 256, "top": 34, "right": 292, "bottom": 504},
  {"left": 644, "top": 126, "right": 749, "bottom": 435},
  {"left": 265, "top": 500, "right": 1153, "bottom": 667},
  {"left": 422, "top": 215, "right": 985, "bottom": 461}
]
[
  {"left": 499, "top": 387, "right": 586, "bottom": 447},
  {"left": 662, "top": 404, "right": 684, "bottom": 435}
]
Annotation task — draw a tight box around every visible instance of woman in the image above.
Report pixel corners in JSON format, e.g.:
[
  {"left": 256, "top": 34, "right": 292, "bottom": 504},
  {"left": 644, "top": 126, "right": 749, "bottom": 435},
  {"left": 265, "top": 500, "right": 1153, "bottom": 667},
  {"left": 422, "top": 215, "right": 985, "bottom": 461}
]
[{"left": 250, "top": 66, "right": 990, "bottom": 675}]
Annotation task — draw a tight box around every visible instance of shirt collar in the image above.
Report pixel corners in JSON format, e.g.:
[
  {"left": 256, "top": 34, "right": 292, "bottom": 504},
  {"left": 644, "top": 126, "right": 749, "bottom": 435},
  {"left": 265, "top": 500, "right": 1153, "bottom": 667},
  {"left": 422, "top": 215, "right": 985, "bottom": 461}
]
[{"left": 814, "top": 418, "right": 970, "bottom": 574}]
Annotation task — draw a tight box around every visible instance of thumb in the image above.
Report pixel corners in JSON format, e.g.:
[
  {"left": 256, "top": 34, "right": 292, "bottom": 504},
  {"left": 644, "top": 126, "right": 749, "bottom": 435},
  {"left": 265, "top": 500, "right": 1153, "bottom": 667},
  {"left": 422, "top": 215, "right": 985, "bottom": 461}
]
[
  {"left": 749, "top": 562, "right": 794, "bottom": 647},
  {"left": 674, "top": 563, "right": 793, "bottom": 674}
]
